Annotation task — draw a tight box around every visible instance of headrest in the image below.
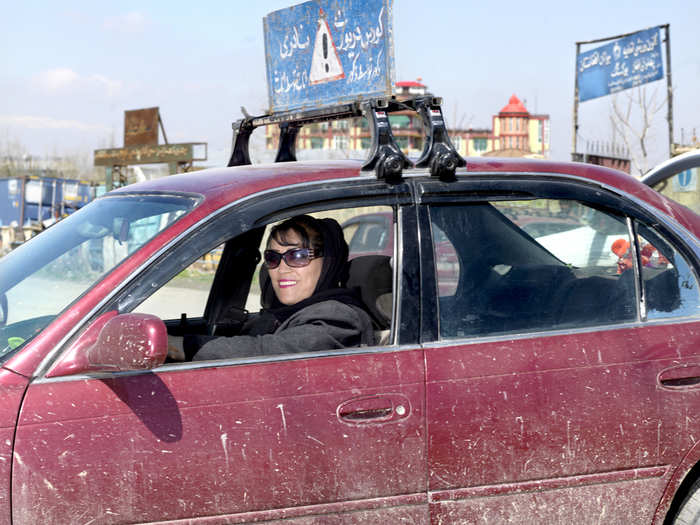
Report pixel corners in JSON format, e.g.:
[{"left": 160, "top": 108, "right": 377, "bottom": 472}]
[
  {"left": 347, "top": 255, "right": 393, "bottom": 329},
  {"left": 259, "top": 265, "right": 275, "bottom": 310}
]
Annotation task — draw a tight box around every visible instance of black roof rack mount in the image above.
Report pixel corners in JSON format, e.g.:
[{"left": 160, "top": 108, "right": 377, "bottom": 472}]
[{"left": 227, "top": 95, "right": 465, "bottom": 182}]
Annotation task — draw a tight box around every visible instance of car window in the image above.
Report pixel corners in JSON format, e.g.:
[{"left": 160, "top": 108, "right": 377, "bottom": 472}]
[
  {"left": 0, "top": 194, "right": 195, "bottom": 358},
  {"left": 430, "top": 199, "right": 637, "bottom": 339},
  {"left": 247, "top": 206, "right": 394, "bottom": 323},
  {"left": 128, "top": 204, "right": 396, "bottom": 364},
  {"left": 341, "top": 212, "right": 392, "bottom": 257},
  {"left": 635, "top": 223, "right": 700, "bottom": 319},
  {"left": 134, "top": 246, "right": 222, "bottom": 319},
  {"left": 345, "top": 220, "right": 389, "bottom": 252}
]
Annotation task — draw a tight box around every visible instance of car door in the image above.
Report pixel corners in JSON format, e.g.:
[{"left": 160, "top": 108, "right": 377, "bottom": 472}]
[
  {"left": 418, "top": 178, "right": 700, "bottom": 524},
  {"left": 0, "top": 370, "right": 27, "bottom": 525},
  {"left": 10, "top": 184, "right": 429, "bottom": 523}
]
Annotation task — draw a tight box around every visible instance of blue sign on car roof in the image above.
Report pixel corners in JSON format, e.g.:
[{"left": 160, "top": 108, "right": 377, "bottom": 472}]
[{"left": 263, "top": 0, "right": 395, "bottom": 112}]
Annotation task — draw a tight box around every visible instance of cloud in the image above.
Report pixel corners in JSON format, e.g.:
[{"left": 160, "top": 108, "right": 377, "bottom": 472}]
[
  {"left": 33, "top": 68, "right": 123, "bottom": 97},
  {"left": 36, "top": 68, "right": 79, "bottom": 91},
  {"left": 0, "top": 115, "right": 110, "bottom": 133},
  {"left": 103, "top": 11, "right": 148, "bottom": 33}
]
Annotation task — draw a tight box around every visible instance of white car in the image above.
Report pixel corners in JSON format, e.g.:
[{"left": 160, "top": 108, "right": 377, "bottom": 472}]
[{"left": 642, "top": 149, "right": 700, "bottom": 214}]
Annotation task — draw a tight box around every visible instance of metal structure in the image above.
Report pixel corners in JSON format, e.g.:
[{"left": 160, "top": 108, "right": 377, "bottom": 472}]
[
  {"left": 572, "top": 25, "right": 673, "bottom": 160},
  {"left": 94, "top": 107, "right": 208, "bottom": 190},
  {"left": 228, "top": 96, "right": 465, "bottom": 182}
]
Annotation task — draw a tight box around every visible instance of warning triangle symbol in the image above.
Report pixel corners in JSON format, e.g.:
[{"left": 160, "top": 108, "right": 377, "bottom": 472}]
[{"left": 309, "top": 11, "right": 345, "bottom": 85}]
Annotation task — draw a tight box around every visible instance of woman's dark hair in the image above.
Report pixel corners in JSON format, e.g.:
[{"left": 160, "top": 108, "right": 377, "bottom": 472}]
[
  {"left": 259, "top": 215, "right": 360, "bottom": 318},
  {"left": 265, "top": 215, "right": 349, "bottom": 292},
  {"left": 268, "top": 215, "right": 323, "bottom": 254}
]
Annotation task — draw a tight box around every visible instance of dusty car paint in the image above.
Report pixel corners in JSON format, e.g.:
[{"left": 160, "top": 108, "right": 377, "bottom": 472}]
[
  {"left": 426, "top": 322, "right": 700, "bottom": 523},
  {"left": 13, "top": 350, "right": 426, "bottom": 523},
  {"left": 1, "top": 159, "right": 699, "bottom": 523}
]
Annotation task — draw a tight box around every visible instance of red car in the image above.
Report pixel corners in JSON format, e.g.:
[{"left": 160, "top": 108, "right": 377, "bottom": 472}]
[{"left": 1, "top": 156, "right": 700, "bottom": 524}]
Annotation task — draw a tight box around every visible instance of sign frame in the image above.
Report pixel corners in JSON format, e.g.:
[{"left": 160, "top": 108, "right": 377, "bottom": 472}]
[
  {"left": 93, "top": 143, "right": 207, "bottom": 167},
  {"left": 576, "top": 27, "right": 664, "bottom": 103},
  {"left": 124, "top": 107, "right": 160, "bottom": 147},
  {"left": 572, "top": 25, "right": 673, "bottom": 161}
]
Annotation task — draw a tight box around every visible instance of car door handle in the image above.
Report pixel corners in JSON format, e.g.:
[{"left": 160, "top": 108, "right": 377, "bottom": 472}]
[
  {"left": 658, "top": 364, "right": 700, "bottom": 389},
  {"left": 337, "top": 394, "right": 410, "bottom": 424}
]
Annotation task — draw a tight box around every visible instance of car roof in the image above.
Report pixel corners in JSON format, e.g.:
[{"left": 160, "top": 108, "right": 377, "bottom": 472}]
[
  {"left": 109, "top": 157, "right": 700, "bottom": 238},
  {"left": 641, "top": 149, "right": 700, "bottom": 187}
]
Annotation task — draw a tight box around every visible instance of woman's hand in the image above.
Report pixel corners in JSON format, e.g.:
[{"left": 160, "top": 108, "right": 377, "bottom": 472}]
[{"left": 167, "top": 335, "right": 186, "bottom": 361}]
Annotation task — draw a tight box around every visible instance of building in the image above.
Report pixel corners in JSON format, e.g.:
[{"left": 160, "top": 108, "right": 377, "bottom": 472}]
[
  {"left": 265, "top": 83, "right": 550, "bottom": 159},
  {"left": 486, "top": 94, "right": 550, "bottom": 158}
]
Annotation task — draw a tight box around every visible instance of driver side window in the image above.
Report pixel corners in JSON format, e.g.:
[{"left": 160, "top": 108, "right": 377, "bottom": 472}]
[{"left": 132, "top": 204, "right": 396, "bottom": 364}]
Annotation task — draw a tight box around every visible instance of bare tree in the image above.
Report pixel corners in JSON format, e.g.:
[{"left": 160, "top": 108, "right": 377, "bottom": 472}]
[
  {"left": 449, "top": 101, "right": 474, "bottom": 131},
  {"left": 0, "top": 132, "right": 29, "bottom": 176},
  {"left": 610, "top": 86, "right": 667, "bottom": 176}
]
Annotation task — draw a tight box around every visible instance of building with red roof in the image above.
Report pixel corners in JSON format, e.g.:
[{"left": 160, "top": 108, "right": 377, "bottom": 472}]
[{"left": 265, "top": 83, "right": 550, "bottom": 159}]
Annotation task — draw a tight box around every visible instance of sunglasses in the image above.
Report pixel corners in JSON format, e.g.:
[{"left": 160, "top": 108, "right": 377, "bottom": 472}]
[{"left": 263, "top": 248, "right": 322, "bottom": 269}]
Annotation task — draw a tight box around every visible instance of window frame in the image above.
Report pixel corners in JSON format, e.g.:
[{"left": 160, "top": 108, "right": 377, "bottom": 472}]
[
  {"left": 44, "top": 178, "right": 418, "bottom": 375},
  {"left": 414, "top": 174, "right": 700, "bottom": 344}
]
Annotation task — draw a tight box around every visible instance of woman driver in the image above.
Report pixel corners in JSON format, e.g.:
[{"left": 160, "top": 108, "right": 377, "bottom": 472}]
[{"left": 169, "top": 215, "right": 374, "bottom": 361}]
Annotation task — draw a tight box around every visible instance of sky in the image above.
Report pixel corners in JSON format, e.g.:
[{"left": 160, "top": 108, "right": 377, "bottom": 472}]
[{"left": 1, "top": 0, "right": 699, "bottom": 173}]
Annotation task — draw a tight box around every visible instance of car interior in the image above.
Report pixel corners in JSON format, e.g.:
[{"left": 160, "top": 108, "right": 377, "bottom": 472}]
[
  {"left": 161, "top": 208, "right": 397, "bottom": 359},
  {"left": 432, "top": 201, "right": 685, "bottom": 339}
]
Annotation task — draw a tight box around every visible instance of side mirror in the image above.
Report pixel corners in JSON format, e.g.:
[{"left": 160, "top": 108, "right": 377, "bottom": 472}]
[{"left": 48, "top": 312, "right": 168, "bottom": 377}]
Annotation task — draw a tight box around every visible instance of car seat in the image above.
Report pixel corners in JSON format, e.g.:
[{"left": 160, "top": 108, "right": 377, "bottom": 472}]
[{"left": 346, "top": 255, "right": 393, "bottom": 329}]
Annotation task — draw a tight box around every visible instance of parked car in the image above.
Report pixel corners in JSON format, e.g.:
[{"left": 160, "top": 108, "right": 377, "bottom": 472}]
[
  {"left": 642, "top": 148, "right": 700, "bottom": 214},
  {"left": 1, "top": 156, "right": 700, "bottom": 524},
  {"left": 342, "top": 211, "right": 460, "bottom": 295}
]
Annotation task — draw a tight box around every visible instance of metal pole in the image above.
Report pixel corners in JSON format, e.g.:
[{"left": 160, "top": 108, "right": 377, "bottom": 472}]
[
  {"left": 572, "top": 42, "right": 581, "bottom": 160},
  {"left": 663, "top": 24, "right": 674, "bottom": 156},
  {"left": 37, "top": 179, "right": 43, "bottom": 226}
]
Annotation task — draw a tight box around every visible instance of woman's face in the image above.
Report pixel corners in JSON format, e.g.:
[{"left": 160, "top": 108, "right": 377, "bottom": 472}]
[{"left": 267, "top": 229, "right": 323, "bottom": 306}]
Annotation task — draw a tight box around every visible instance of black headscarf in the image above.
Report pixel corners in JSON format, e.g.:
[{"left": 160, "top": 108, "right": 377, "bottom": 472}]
[{"left": 256, "top": 215, "right": 365, "bottom": 327}]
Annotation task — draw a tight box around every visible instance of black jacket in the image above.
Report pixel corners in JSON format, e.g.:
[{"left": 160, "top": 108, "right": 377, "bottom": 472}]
[{"left": 187, "top": 299, "right": 375, "bottom": 361}]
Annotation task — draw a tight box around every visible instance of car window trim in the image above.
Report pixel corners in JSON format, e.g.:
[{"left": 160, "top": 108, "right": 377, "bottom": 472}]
[
  {"left": 414, "top": 177, "right": 662, "bottom": 344},
  {"left": 36, "top": 178, "right": 415, "bottom": 378}
]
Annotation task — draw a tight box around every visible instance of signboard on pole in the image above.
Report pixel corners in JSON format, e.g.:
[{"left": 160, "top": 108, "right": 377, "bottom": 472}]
[
  {"left": 577, "top": 27, "right": 664, "bottom": 102},
  {"left": 93, "top": 143, "right": 207, "bottom": 166},
  {"left": 124, "top": 107, "right": 160, "bottom": 146},
  {"left": 263, "top": 0, "right": 395, "bottom": 112}
]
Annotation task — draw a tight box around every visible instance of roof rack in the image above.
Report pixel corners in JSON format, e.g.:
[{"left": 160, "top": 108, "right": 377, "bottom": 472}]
[{"left": 227, "top": 95, "right": 464, "bottom": 182}]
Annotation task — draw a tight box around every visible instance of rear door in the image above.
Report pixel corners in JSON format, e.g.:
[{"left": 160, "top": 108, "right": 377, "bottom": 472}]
[
  {"left": 418, "top": 177, "right": 700, "bottom": 524},
  {"left": 11, "top": 183, "right": 430, "bottom": 523}
]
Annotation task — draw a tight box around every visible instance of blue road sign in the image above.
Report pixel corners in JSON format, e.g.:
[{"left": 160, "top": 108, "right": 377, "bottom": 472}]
[
  {"left": 263, "top": 0, "right": 395, "bottom": 112},
  {"left": 673, "top": 169, "right": 698, "bottom": 192},
  {"left": 577, "top": 27, "right": 664, "bottom": 103}
]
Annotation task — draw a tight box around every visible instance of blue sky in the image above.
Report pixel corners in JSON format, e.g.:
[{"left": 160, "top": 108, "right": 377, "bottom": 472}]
[{"left": 1, "top": 1, "right": 698, "bottom": 172}]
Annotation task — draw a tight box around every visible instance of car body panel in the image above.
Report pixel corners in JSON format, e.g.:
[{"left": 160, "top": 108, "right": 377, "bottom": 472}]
[
  {"left": 0, "top": 369, "right": 28, "bottom": 525},
  {"left": 13, "top": 349, "right": 427, "bottom": 522},
  {"left": 1, "top": 158, "right": 700, "bottom": 523},
  {"left": 642, "top": 150, "right": 700, "bottom": 188},
  {"left": 425, "top": 321, "right": 700, "bottom": 523}
]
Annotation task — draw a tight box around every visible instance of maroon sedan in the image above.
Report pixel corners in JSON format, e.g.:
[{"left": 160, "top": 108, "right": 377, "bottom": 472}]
[{"left": 1, "top": 157, "right": 700, "bottom": 523}]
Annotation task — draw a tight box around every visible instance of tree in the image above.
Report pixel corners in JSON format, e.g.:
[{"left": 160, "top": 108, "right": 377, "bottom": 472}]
[{"left": 609, "top": 85, "right": 667, "bottom": 176}]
